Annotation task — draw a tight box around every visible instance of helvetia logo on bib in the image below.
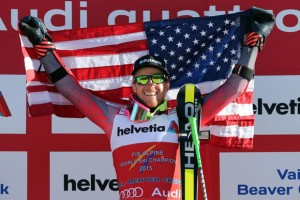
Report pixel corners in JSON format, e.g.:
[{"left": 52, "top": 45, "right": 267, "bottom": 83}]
[{"left": 117, "top": 124, "right": 165, "bottom": 136}]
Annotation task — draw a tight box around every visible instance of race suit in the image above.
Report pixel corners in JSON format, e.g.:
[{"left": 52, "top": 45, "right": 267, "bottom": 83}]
[{"left": 111, "top": 108, "right": 181, "bottom": 199}]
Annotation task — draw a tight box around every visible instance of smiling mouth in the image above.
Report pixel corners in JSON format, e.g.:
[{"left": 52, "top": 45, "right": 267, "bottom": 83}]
[{"left": 144, "top": 92, "right": 157, "bottom": 96}]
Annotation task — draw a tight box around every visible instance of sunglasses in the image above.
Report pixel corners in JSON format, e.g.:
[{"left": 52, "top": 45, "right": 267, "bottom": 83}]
[{"left": 134, "top": 74, "right": 168, "bottom": 85}]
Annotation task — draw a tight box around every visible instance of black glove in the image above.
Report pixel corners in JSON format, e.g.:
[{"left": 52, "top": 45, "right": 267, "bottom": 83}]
[
  {"left": 19, "top": 16, "right": 55, "bottom": 59},
  {"left": 249, "top": 7, "right": 275, "bottom": 39},
  {"left": 244, "top": 7, "right": 275, "bottom": 51},
  {"left": 19, "top": 16, "right": 52, "bottom": 45}
]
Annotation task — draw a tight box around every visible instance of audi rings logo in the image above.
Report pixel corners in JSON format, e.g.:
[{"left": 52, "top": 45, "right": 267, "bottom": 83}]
[{"left": 120, "top": 187, "right": 144, "bottom": 198}]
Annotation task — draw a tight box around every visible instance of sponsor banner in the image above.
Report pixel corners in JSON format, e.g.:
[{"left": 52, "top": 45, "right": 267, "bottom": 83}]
[
  {"left": 0, "top": 152, "right": 27, "bottom": 200},
  {"left": 220, "top": 152, "right": 300, "bottom": 200},
  {"left": 50, "top": 152, "right": 119, "bottom": 200},
  {"left": 254, "top": 75, "right": 300, "bottom": 134},
  {"left": 1, "top": 74, "right": 299, "bottom": 135},
  {"left": 2, "top": 1, "right": 300, "bottom": 76},
  {"left": 1, "top": 1, "right": 300, "bottom": 200},
  {"left": 0, "top": 75, "right": 26, "bottom": 134}
]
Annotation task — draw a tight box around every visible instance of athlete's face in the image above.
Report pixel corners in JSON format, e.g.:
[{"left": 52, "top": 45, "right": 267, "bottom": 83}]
[{"left": 132, "top": 67, "right": 170, "bottom": 109}]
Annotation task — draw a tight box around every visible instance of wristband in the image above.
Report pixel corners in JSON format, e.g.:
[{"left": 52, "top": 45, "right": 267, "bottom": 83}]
[
  {"left": 232, "top": 65, "right": 254, "bottom": 81},
  {"left": 48, "top": 67, "right": 68, "bottom": 83}
]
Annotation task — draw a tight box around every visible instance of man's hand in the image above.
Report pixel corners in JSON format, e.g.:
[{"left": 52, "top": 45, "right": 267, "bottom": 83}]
[
  {"left": 19, "top": 16, "right": 52, "bottom": 45},
  {"left": 244, "top": 7, "right": 275, "bottom": 51},
  {"left": 249, "top": 7, "right": 275, "bottom": 39},
  {"left": 19, "top": 16, "right": 55, "bottom": 58}
]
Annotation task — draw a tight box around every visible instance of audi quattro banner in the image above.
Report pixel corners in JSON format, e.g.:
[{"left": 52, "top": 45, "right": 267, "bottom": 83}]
[
  {"left": 1, "top": 1, "right": 300, "bottom": 75},
  {"left": 1, "top": 1, "right": 300, "bottom": 200}
]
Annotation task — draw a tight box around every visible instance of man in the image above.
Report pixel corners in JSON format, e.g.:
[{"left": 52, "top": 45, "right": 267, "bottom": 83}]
[{"left": 19, "top": 7, "right": 274, "bottom": 199}]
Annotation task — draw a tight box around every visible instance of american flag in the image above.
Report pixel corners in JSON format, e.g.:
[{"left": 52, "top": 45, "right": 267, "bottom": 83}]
[{"left": 20, "top": 10, "right": 254, "bottom": 148}]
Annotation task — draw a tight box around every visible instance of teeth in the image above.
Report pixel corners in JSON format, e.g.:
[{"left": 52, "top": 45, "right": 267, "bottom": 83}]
[{"left": 144, "top": 92, "right": 156, "bottom": 96}]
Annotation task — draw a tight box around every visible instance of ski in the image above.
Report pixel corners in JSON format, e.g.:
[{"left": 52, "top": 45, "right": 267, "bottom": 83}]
[{"left": 176, "top": 83, "right": 209, "bottom": 200}]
